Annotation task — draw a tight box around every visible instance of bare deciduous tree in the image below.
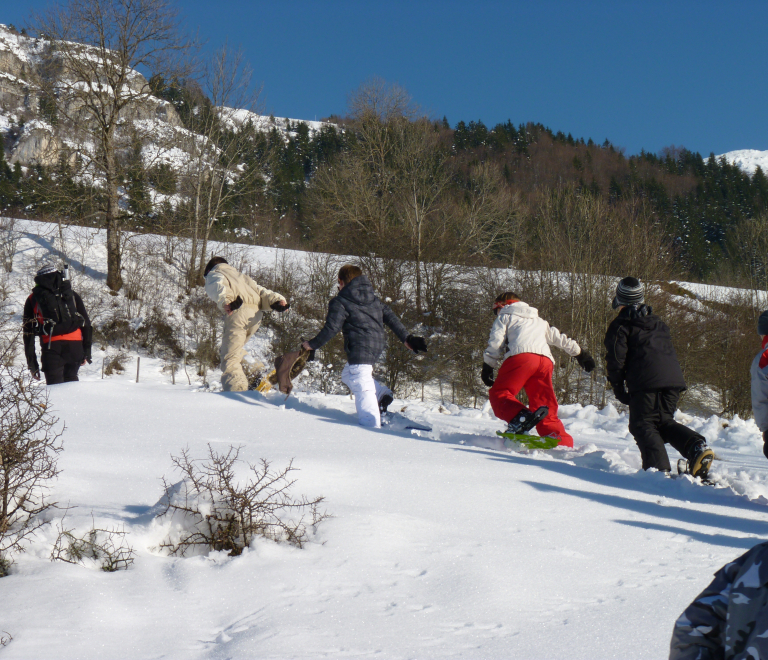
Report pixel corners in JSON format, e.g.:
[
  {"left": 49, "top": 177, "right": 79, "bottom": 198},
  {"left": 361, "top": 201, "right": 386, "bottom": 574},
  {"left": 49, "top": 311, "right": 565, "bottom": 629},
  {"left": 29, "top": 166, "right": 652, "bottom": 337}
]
[
  {"left": 33, "top": 0, "right": 189, "bottom": 291},
  {"left": 177, "top": 46, "right": 265, "bottom": 287}
]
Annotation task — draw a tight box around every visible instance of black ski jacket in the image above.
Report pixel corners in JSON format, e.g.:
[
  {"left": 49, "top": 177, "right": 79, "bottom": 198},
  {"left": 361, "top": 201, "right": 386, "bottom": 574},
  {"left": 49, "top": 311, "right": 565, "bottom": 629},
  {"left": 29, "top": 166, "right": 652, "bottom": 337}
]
[
  {"left": 23, "top": 271, "right": 92, "bottom": 373},
  {"left": 603, "top": 305, "right": 686, "bottom": 393},
  {"left": 307, "top": 275, "right": 408, "bottom": 365}
]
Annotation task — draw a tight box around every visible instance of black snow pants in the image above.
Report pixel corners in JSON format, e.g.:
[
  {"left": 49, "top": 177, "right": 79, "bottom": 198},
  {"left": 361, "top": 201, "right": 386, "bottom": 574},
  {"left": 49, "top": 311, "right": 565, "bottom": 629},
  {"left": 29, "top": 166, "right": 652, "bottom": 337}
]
[
  {"left": 628, "top": 389, "right": 704, "bottom": 472},
  {"left": 41, "top": 340, "right": 84, "bottom": 385}
]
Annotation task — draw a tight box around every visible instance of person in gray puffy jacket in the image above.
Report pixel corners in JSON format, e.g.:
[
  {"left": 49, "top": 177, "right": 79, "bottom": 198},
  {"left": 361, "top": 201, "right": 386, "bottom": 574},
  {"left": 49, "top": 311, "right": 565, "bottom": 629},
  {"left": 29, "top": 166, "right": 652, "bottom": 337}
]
[
  {"left": 750, "top": 310, "right": 768, "bottom": 459},
  {"left": 302, "top": 264, "right": 426, "bottom": 428},
  {"left": 670, "top": 542, "right": 768, "bottom": 660}
]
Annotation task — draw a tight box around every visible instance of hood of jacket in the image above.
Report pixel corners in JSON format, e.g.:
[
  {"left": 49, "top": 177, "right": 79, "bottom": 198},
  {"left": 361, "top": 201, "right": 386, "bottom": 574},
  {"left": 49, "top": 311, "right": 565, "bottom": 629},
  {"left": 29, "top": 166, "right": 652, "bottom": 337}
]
[
  {"left": 339, "top": 275, "right": 376, "bottom": 307},
  {"left": 617, "top": 304, "right": 657, "bottom": 328},
  {"left": 498, "top": 301, "right": 539, "bottom": 320},
  {"left": 34, "top": 270, "right": 65, "bottom": 292}
]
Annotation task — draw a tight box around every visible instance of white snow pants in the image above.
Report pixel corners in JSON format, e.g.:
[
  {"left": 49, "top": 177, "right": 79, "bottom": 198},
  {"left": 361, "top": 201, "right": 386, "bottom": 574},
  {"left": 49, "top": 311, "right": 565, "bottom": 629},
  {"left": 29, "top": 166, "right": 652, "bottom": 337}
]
[{"left": 341, "top": 364, "right": 393, "bottom": 429}]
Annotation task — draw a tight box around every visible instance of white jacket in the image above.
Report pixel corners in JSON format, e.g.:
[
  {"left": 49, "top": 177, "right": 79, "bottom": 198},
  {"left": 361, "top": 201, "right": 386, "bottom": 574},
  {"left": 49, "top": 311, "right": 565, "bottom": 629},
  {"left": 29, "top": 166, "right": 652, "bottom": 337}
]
[
  {"left": 483, "top": 301, "right": 581, "bottom": 368},
  {"left": 204, "top": 263, "right": 286, "bottom": 314},
  {"left": 751, "top": 345, "right": 768, "bottom": 431}
]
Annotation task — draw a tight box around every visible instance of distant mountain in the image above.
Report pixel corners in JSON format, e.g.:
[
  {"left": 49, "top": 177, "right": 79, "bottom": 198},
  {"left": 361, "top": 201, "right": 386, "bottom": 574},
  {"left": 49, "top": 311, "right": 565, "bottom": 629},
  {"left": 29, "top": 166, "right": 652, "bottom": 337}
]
[
  {"left": 0, "top": 23, "right": 328, "bottom": 173},
  {"left": 717, "top": 149, "right": 768, "bottom": 176}
]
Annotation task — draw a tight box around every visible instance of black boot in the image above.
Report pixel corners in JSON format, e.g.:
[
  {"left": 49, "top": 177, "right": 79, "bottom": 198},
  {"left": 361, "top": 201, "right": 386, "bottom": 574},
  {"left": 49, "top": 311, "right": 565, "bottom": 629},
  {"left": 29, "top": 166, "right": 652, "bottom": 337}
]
[
  {"left": 378, "top": 393, "right": 394, "bottom": 415},
  {"left": 505, "top": 406, "right": 549, "bottom": 435},
  {"left": 687, "top": 440, "right": 715, "bottom": 479}
]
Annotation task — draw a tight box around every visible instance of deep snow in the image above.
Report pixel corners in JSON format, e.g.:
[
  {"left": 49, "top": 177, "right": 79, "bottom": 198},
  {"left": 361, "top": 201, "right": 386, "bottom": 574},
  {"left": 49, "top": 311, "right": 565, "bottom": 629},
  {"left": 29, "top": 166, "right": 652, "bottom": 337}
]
[
  {"left": 2, "top": 219, "right": 768, "bottom": 659},
  {"left": 1, "top": 357, "right": 768, "bottom": 659}
]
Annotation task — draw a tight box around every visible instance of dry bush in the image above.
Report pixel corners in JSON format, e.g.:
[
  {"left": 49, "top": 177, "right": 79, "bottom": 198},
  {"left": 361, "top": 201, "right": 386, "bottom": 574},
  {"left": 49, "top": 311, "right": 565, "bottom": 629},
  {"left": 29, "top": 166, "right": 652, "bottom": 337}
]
[
  {"left": 183, "top": 290, "right": 222, "bottom": 374},
  {"left": 0, "top": 367, "right": 64, "bottom": 574},
  {"left": 51, "top": 520, "right": 135, "bottom": 571},
  {"left": 158, "top": 445, "right": 330, "bottom": 556},
  {"left": 0, "top": 631, "right": 12, "bottom": 647},
  {"left": 103, "top": 350, "right": 129, "bottom": 375},
  {"left": 255, "top": 252, "right": 347, "bottom": 394}
]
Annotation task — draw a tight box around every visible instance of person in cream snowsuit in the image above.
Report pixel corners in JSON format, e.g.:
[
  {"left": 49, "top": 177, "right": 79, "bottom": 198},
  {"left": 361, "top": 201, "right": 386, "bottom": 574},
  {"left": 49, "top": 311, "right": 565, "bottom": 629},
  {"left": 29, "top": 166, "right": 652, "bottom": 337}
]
[
  {"left": 203, "top": 257, "right": 289, "bottom": 391},
  {"left": 482, "top": 292, "right": 595, "bottom": 447}
]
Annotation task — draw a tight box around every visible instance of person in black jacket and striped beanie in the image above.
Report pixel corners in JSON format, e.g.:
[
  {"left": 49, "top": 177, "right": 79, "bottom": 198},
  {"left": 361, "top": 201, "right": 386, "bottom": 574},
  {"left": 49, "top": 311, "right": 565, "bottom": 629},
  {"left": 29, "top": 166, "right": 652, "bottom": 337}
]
[{"left": 604, "top": 277, "right": 714, "bottom": 478}]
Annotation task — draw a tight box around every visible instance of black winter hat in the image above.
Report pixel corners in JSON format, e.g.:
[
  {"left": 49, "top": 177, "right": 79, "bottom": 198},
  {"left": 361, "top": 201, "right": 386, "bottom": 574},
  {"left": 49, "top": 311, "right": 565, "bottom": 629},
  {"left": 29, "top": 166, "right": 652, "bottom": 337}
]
[
  {"left": 204, "top": 256, "right": 228, "bottom": 277},
  {"left": 612, "top": 276, "right": 645, "bottom": 309},
  {"left": 758, "top": 310, "right": 768, "bottom": 336}
]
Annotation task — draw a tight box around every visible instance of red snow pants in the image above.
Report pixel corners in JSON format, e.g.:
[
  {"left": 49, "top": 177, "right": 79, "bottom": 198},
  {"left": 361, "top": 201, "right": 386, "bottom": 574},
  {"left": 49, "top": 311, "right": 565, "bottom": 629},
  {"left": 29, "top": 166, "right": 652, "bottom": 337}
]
[{"left": 488, "top": 353, "right": 573, "bottom": 447}]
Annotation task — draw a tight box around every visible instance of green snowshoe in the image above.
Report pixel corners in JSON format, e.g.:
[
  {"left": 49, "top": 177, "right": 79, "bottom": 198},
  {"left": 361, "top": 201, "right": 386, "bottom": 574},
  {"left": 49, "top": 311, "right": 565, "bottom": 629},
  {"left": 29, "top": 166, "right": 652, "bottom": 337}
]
[{"left": 496, "top": 431, "right": 561, "bottom": 450}]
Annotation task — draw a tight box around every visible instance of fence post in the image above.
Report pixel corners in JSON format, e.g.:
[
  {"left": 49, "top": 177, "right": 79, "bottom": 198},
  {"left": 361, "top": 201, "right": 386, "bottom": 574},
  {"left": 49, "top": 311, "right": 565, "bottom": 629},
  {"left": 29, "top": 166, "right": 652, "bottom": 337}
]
[{"left": 136, "top": 356, "right": 140, "bottom": 383}]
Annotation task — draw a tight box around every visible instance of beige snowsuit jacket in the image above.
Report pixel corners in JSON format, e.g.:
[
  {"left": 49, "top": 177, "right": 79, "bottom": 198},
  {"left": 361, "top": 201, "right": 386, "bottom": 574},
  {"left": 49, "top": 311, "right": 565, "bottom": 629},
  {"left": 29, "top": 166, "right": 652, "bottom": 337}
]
[{"left": 204, "top": 263, "right": 286, "bottom": 391}]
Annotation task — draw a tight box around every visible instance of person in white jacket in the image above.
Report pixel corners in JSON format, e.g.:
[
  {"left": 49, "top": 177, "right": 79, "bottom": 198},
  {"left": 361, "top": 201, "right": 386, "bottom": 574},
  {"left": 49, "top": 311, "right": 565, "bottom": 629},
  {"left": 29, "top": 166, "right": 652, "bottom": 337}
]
[
  {"left": 203, "top": 257, "right": 289, "bottom": 391},
  {"left": 482, "top": 292, "right": 595, "bottom": 446},
  {"left": 751, "top": 310, "right": 768, "bottom": 459}
]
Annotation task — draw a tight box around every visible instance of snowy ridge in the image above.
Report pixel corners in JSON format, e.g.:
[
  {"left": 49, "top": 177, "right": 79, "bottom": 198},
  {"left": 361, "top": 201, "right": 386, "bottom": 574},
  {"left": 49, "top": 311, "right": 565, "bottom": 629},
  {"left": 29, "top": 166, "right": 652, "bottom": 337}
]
[
  {"left": 217, "top": 106, "right": 335, "bottom": 137},
  {"left": 2, "top": 218, "right": 768, "bottom": 658},
  {"left": 717, "top": 148, "right": 768, "bottom": 176}
]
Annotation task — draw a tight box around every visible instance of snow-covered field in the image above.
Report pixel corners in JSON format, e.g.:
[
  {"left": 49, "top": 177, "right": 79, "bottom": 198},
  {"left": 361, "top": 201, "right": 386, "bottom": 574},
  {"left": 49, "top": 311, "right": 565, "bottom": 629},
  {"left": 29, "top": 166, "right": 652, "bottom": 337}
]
[
  {"left": 2, "top": 219, "right": 768, "bottom": 659},
  {"left": 3, "top": 363, "right": 768, "bottom": 659}
]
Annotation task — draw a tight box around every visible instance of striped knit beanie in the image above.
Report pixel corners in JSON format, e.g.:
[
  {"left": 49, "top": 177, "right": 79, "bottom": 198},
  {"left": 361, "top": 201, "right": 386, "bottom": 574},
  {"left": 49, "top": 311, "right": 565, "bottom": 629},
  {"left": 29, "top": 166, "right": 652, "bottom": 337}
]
[
  {"left": 36, "top": 263, "right": 58, "bottom": 277},
  {"left": 612, "top": 277, "right": 644, "bottom": 309},
  {"left": 758, "top": 310, "right": 768, "bottom": 336}
]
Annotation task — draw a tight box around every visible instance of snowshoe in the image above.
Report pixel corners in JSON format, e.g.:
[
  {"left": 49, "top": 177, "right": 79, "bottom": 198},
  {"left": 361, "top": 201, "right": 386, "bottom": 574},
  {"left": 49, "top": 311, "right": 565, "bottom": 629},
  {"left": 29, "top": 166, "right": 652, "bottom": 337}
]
[
  {"left": 676, "top": 446, "right": 717, "bottom": 483},
  {"left": 688, "top": 445, "right": 715, "bottom": 479},
  {"left": 381, "top": 410, "right": 431, "bottom": 432},
  {"left": 497, "top": 431, "right": 560, "bottom": 450}
]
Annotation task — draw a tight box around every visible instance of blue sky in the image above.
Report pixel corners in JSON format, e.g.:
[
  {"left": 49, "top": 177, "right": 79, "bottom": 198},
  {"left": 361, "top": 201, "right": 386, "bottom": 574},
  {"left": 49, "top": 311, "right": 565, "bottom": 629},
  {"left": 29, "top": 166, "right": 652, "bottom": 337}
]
[{"left": 6, "top": 1, "right": 768, "bottom": 156}]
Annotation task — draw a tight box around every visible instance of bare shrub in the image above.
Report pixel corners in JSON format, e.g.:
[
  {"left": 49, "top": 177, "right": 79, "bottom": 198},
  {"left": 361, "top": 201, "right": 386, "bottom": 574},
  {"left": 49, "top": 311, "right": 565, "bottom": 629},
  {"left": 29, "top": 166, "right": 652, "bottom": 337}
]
[
  {"left": 0, "top": 368, "right": 64, "bottom": 573},
  {"left": 157, "top": 445, "right": 330, "bottom": 556},
  {"left": 103, "top": 351, "right": 129, "bottom": 375},
  {"left": 51, "top": 520, "right": 135, "bottom": 571},
  {"left": 183, "top": 289, "right": 221, "bottom": 375},
  {"left": 0, "top": 631, "right": 12, "bottom": 647}
]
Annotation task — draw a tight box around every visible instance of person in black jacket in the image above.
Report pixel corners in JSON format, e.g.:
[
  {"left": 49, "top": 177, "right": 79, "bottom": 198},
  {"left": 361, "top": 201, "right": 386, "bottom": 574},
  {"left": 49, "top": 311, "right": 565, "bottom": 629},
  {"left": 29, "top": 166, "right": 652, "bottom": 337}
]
[
  {"left": 604, "top": 276, "right": 714, "bottom": 477},
  {"left": 302, "top": 264, "right": 427, "bottom": 428},
  {"left": 23, "top": 263, "right": 93, "bottom": 385}
]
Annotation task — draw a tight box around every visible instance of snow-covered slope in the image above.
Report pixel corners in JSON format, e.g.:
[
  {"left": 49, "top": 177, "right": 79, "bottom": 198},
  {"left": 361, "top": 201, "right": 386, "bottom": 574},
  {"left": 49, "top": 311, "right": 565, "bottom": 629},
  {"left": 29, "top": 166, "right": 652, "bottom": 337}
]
[
  {"left": 2, "top": 364, "right": 768, "bottom": 659},
  {"left": 2, "top": 219, "right": 768, "bottom": 658},
  {"left": 717, "top": 148, "right": 768, "bottom": 176}
]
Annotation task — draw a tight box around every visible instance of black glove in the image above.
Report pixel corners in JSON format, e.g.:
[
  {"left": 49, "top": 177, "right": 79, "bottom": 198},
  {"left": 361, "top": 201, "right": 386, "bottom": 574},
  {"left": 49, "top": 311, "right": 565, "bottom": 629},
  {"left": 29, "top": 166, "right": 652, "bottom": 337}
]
[
  {"left": 613, "top": 384, "right": 631, "bottom": 405},
  {"left": 406, "top": 335, "right": 427, "bottom": 354},
  {"left": 84, "top": 351, "right": 92, "bottom": 365},
  {"left": 763, "top": 430, "right": 768, "bottom": 460},
  {"left": 575, "top": 349, "right": 596, "bottom": 373},
  {"left": 229, "top": 295, "right": 243, "bottom": 311},
  {"left": 271, "top": 300, "right": 290, "bottom": 312},
  {"left": 481, "top": 363, "right": 495, "bottom": 388},
  {"left": 300, "top": 340, "right": 316, "bottom": 362}
]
